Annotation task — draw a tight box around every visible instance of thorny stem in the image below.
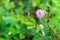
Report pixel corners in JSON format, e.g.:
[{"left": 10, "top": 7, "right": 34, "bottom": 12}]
[
  {"left": 46, "top": 23, "right": 57, "bottom": 38},
  {"left": 46, "top": 7, "right": 57, "bottom": 38}
]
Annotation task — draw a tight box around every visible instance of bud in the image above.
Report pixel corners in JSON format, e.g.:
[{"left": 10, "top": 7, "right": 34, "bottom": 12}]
[
  {"left": 46, "top": 7, "right": 50, "bottom": 13},
  {"left": 39, "top": 24, "right": 45, "bottom": 36},
  {"left": 28, "top": 12, "right": 30, "bottom": 16},
  {"left": 30, "top": 6, "right": 33, "bottom": 11},
  {"left": 40, "top": 24, "right": 44, "bottom": 29},
  {"left": 8, "top": 32, "right": 11, "bottom": 35}
]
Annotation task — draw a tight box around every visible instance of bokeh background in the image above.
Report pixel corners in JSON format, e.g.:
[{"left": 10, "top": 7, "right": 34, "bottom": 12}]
[{"left": 0, "top": 0, "right": 60, "bottom": 40}]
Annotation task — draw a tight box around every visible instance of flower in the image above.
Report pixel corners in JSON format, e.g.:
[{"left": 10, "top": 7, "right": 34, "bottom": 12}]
[{"left": 36, "top": 9, "right": 45, "bottom": 19}]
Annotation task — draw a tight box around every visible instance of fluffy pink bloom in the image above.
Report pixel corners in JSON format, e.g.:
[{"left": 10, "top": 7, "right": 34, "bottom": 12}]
[{"left": 36, "top": 9, "right": 45, "bottom": 19}]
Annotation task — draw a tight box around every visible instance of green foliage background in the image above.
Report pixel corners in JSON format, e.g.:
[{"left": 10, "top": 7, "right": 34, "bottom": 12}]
[{"left": 0, "top": 0, "right": 60, "bottom": 40}]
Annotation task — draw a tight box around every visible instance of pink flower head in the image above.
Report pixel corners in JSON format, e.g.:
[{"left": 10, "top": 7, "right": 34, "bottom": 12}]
[{"left": 36, "top": 9, "right": 45, "bottom": 19}]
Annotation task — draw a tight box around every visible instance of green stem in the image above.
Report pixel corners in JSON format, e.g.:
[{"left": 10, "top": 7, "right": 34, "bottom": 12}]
[{"left": 47, "top": 10, "right": 57, "bottom": 38}]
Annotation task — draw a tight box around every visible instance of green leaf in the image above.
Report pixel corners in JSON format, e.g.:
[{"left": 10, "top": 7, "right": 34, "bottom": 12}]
[
  {"left": 0, "top": 13, "right": 3, "bottom": 23},
  {"left": 0, "top": 38, "right": 5, "bottom": 40},
  {"left": 33, "top": 35, "right": 42, "bottom": 40},
  {"left": 19, "top": 33, "right": 25, "bottom": 39},
  {"left": 27, "top": 25, "right": 35, "bottom": 29}
]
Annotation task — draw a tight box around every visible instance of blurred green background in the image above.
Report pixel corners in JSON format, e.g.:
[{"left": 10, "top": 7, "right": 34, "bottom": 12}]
[{"left": 0, "top": 0, "right": 60, "bottom": 40}]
